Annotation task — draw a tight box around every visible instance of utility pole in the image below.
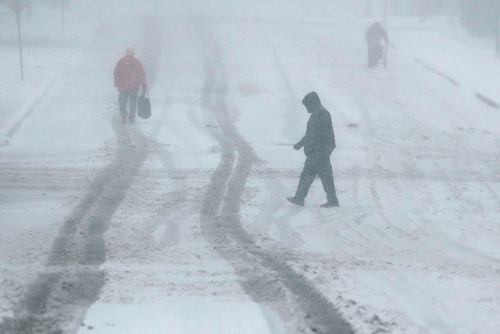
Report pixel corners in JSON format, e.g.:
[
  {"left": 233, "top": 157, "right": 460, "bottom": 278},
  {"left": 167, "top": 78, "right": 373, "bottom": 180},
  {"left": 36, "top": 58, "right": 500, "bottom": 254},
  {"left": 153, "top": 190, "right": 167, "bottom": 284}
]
[
  {"left": 383, "top": 0, "right": 388, "bottom": 26},
  {"left": 16, "top": 0, "right": 24, "bottom": 80},
  {"left": 61, "top": 0, "right": 65, "bottom": 34},
  {"left": 496, "top": 0, "right": 500, "bottom": 55}
]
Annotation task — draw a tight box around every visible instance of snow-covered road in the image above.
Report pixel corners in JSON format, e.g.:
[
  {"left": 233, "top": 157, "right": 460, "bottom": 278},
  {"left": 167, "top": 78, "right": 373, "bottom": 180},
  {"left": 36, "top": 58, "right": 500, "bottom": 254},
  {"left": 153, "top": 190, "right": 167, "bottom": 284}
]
[{"left": 1, "top": 1, "right": 499, "bottom": 333}]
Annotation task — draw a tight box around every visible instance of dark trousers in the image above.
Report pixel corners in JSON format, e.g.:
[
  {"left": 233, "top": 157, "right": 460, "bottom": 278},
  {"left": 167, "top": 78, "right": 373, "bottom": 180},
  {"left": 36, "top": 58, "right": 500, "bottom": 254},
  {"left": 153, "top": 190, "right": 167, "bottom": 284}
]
[
  {"left": 295, "top": 153, "right": 338, "bottom": 203},
  {"left": 367, "top": 42, "right": 383, "bottom": 67},
  {"left": 118, "top": 91, "right": 138, "bottom": 120}
]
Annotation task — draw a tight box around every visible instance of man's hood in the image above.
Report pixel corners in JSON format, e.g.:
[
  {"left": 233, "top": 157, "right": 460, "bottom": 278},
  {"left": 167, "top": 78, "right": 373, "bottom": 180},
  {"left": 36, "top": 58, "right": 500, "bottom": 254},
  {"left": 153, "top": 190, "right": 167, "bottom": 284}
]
[{"left": 302, "top": 92, "right": 322, "bottom": 112}]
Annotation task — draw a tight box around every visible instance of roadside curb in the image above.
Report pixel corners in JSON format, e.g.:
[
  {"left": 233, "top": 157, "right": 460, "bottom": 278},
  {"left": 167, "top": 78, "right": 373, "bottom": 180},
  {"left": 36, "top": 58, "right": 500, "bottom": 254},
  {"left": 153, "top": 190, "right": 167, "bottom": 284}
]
[
  {"left": 414, "top": 58, "right": 459, "bottom": 87},
  {"left": 475, "top": 93, "right": 500, "bottom": 110},
  {"left": 415, "top": 58, "right": 500, "bottom": 111}
]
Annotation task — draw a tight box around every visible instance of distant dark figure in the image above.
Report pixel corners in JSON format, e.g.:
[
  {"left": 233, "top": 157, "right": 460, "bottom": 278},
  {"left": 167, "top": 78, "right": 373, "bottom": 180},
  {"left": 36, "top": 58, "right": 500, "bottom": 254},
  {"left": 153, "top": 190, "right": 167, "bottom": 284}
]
[
  {"left": 287, "top": 92, "right": 339, "bottom": 208},
  {"left": 365, "top": 22, "right": 388, "bottom": 68},
  {"left": 114, "top": 48, "right": 147, "bottom": 123}
]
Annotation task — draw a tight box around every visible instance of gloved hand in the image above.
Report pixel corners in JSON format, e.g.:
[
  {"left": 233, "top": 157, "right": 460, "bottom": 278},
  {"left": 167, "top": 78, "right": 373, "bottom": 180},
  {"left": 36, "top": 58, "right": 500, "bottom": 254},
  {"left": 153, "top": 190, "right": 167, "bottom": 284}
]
[{"left": 293, "top": 143, "right": 301, "bottom": 150}]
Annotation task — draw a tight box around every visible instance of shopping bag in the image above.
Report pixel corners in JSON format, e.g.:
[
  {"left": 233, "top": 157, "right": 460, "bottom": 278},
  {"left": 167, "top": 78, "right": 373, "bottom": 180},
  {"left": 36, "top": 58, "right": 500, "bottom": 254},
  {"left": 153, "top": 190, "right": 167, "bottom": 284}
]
[{"left": 137, "top": 88, "right": 151, "bottom": 119}]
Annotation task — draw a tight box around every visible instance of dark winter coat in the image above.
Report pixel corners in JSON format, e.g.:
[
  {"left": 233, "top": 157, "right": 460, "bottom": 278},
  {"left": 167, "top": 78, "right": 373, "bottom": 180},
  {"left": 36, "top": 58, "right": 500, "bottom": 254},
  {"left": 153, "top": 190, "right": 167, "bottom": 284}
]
[
  {"left": 365, "top": 22, "right": 388, "bottom": 45},
  {"left": 113, "top": 55, "right": 146, "bottom": 92},
  {"left": 295, "top": 92, "right": 336, "bottom": 156}
]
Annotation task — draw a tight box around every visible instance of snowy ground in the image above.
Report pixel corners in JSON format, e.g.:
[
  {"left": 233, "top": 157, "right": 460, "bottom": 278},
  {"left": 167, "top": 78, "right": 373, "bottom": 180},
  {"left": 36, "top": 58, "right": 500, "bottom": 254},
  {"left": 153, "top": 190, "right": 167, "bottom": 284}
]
[{"left": 1, "top": 1, "right": 499, "bottom": 333}]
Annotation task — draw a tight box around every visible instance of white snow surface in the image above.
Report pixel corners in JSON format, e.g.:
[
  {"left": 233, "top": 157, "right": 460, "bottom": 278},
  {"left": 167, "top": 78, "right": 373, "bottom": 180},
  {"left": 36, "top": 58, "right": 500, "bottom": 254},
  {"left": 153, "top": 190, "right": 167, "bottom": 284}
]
[{"left": 1, "top": 1, "right": 500, "bottom": 333}]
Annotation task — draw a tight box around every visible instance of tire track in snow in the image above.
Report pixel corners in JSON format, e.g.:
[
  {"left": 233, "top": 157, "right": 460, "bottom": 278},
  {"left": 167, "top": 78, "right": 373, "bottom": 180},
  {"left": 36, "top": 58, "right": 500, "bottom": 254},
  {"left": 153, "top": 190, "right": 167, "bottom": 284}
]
[
  {"left": 0, "top": 17, "right": 160, "bottom": 333},
  {"left": 196, "top": 21, "right": 353, "bottom": 334},
  {"left": 0, "top": 122, "right": 149, "bottom": 334}
]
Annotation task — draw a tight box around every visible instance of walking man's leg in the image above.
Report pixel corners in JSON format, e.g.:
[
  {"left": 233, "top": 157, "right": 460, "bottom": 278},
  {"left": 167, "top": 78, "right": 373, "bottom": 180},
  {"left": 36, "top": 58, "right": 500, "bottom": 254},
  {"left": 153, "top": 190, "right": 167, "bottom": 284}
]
[
  {"left": 317, "top": 155, "right": 339, "bottom": 207},
  {"left": 289, "top": 155, "right": 318, "bottom": 205},
  {"left": 367, "top": 42, "right": 378, "bottom": 67},
  {"left": 128, "top": 91, "right": 138, "bottom": 122},
  {"left": 118, "top": 92, "right": 129, "bottom": 123}
]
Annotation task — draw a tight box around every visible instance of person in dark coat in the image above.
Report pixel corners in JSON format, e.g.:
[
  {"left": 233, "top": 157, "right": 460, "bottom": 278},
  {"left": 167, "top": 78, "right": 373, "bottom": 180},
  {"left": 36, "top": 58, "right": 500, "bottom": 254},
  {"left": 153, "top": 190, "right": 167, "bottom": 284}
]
[
  {"left": 114, "top": 47, "right": 147, "bottom": 123},
  {"left": 365, "top": 22, "right": 388, "bottom": 67},
  {"left": 287, "top": 92, "right": 339, "bottom": 207}
]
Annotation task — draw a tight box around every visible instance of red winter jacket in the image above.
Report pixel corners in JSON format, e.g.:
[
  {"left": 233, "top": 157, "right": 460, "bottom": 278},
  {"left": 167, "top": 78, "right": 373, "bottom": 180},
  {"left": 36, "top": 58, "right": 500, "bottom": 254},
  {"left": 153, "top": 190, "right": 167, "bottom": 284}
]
[{"left": 113, "top": 55, "right": 146, "bottom": 92}]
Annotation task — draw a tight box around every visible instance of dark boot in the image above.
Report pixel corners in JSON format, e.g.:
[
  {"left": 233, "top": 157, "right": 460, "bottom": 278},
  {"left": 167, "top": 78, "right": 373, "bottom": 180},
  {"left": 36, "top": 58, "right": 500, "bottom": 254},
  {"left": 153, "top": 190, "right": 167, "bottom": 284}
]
[
  {"left": 287, "top": 197, "right": 304, "bottom": 206},
  {"left": 320, "top": 195, "right": 339, "bottom": 208}
]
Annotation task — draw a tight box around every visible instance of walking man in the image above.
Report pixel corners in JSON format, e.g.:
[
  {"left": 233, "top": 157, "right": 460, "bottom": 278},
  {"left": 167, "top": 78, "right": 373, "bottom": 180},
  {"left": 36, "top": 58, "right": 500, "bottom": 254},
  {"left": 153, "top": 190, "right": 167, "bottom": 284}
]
[
  {"left": 113, "top": 47, "right": 147, "bottom": 123},
  {"left": 287, "top": 92, "right": 339, "bottom": 207}
]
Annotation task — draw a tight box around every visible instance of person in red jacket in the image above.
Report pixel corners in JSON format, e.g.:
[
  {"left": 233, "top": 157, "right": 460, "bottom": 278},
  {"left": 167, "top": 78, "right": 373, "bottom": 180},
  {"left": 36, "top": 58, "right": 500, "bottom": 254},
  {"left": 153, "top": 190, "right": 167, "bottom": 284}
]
[{"left": 114, "top": 47, "right": 147, "bottom": 123}]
